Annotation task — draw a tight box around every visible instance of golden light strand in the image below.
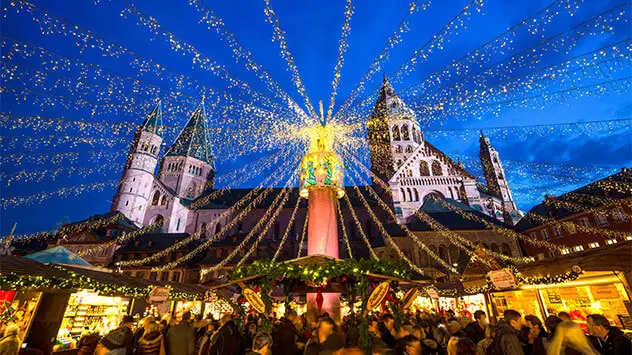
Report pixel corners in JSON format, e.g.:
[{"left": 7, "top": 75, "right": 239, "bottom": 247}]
[
  {"left": 341, "top": 193, "right": 379, "bottom": 260},
  {"left": 297, "top": 212, "right": 308, "bottom": 258},
  {"left": 336, "top": 197, "right": 353, "bottom": 259},
  {"left": 326, "top": 0, "right": 354, "bottom": 122},
  {"left": 272, "top": 197, "right": 302, "bottom": 261}
]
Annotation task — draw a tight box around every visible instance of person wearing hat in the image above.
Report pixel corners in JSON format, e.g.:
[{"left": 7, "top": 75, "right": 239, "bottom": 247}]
[{"left": 95, "top": 315, "right": 136, "bottom": 355}]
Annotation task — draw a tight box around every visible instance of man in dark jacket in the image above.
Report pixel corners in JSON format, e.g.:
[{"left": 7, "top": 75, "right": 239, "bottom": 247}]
[
  {"left": 587, "top": 314, "right": 632, "bottom": 355},
  {"left": 492, "top": 309, "right": 524, "bottom": 355},
  {"left": 100, "top": 316, "right": 135, "bottom": 355},
  {"left": 166, "top": 311, "right": 195, "bottom": 355},
  {"left": 208, "top": 314, "right": 243, "bottom": 355},
  {"left": 272, "top": 310, "right": 299, "bottom": 354},
  {"left": 247, "top": 332, "right": 272, "bottom": 355},
  {"left": 464, "top": 310, "right": 487, "bottom": 343}
]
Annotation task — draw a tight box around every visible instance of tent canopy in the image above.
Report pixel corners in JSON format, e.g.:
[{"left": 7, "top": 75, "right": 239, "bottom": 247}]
[{"left": 24, "top": 246, "right": 92, "bottom": 267}]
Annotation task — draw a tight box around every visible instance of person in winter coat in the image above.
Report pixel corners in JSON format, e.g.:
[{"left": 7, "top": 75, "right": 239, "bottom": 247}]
[
  {"left": 0, "top": 324, "right": 20, "bottom": 355},
  {"left": 547, "top": 321, "right": 599, "bottom": 355},
  {"left": 208, "top": 314, "right": 243, "bottom": 355},
  {"left": 166, "top": 311, "right": 196, "bottom": 355},
  {"left": 272, "top": 310, "right": 300, "bottom": 355},
  {"left": 524, "top": 315, "right": 547, "bottom": 355},
  {"left": 491, "top": 309, "right": 524, "bottom": 355},
  {"left": 138, "top": 322, "right": 166, "bottom": 355},
  {"left": 464, "top": 310, "right": 487, "bottom": 344},
  {"left": 97, "top": 316, "right": 136, "bottom": 355},
  {"left": 587, "top": 314, "right": 632, "bottom": 355}
]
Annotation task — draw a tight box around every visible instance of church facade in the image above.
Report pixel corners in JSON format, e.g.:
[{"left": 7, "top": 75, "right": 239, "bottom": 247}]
[{"left": 110, "top": 78, "right": 523, "bottom": 271}]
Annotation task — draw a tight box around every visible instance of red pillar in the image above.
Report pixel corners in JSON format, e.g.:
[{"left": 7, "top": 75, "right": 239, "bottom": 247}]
[
  {"left": 307, "top": 188, "right": 339, "bottom": 257},
  {"left": 306, "top": 188, "right": 340, "bottom": 322}
]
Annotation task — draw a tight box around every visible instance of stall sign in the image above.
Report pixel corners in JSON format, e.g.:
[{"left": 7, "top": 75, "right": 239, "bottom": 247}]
[
  {"left": 400, "top": 288, "right": 419, "bottom": 310},
  {"left": 488, "top": 268, "right": 518, "bottom": 290},
  {"left": 243, "top": 288, "right": 266, "bottom": 314},
  {"left": 558, "top": 287, "right": 578, "bottom": 300},
  {"left": 504, "top": 292, "right": 517, "bottom": 302},
  {"left": 147, "top": 287, "right": 170, "bottom": 303},
  {"left": 590, "top": 285, "right": 619, "bottom": 299},
  {"left": 367, "top": 282, "right": 390, "bottom": 311}
]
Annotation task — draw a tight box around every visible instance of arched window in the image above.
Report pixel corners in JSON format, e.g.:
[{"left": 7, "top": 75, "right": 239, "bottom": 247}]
[
  {"left": 432, "top": 160, "right": 443, "bottom": 176},
  {"left": 414, "top": 189, "right": 420, "bottom": 202},
  {"left": 186, "top": 182, "right": 197, "bottom": 199},
  {"left": 273, "top": 222, "right": 281, "bottom": 239},
  {"left": 405, "top": 145, "right": 413, "bottom": 153},
  {"left": 391, "top": 126, "right": 401, "bottom": 141},
  {"left": 151, "top": 191, "right": 160, "bottom": 206},
  {"left": 423, "top": 191, "right": 445, "bottom": 202},
  {"left": 215, "top": 223, "right": 222, "bottom": 235},
  {"left": 419, "top": 161, "right": 430, "bottom": 176},
  {"left": 491, "top": 243, "right": 500, "bottom": 253},
  {"left": 401, "top": 188, "right": 407, "bottom": 202},
  {"left": 438, "top": 245, "right": 448, "bottom": 261},
  {"left": 501, "top": 243, "right": 512, "bottom": 256},
  {"left": 449, "top": 246, "right": 460, "bottom": 265},
  {"left": 153, "top": 215, "right": 165, "bottom": 232},
  {"left": 395, "top": 145, "right": 403, "bottom": 153},
  {"left": 401, "top": 125, "right": 410, "bottom": 140},
  {"left": 448, "top": 187, "right": 454, "bottom": 199},
  {"left": 412, "top": 127, "right": 419, "bottom": 144},
  {"left": 200, "top": 223, "right": 207, "bottom": 238},
  {"left": 160, "top": 195, "right": 168, "bottom": 205},
  {"left": 396, "top": 160, "right": 403, "bottom": 169}
]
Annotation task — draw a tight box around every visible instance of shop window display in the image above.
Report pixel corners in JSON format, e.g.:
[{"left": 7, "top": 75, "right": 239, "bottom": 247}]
[{"left": 54, "top": 291, "right": 130, "bottom": 352}]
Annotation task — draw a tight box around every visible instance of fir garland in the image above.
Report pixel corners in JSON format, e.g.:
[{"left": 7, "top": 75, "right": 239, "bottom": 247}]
[
  {"left": 229, "top": 258, "right": 411, "bottom": 285},
  {"left": 0, "top": 271, "right": 201, "bottom": 301}
]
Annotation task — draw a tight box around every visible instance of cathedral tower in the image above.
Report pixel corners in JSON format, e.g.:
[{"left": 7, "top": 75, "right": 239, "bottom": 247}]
[
  {"left": 159, "top": 98, "right": 215, "bottom": 200},
  {"left": 111, "top": 102, "right": 164, "bottom": 224},
  {"left": 479, "top": 131, "right": 518, "bottom": 224},
  {"left": 367, "top": 75, "right": 423, "bottom": 184}
]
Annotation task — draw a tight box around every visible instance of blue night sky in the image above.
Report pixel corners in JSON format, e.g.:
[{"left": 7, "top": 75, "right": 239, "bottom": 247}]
[{"left": 1, "top": 0, "right": 631, "bottom": 235}]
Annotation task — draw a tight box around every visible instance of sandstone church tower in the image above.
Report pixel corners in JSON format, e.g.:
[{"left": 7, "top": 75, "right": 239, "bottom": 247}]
[{"left": 111, "top": 102, "right": 164, "bottom": 224}]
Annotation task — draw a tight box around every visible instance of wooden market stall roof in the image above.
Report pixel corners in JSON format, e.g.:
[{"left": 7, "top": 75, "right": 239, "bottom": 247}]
[{"left": 0, "top": 255, "right": 206, "bottom": 299}]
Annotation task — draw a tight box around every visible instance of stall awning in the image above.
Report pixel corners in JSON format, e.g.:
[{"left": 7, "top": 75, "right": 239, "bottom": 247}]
[{"left": 23, "top": 246, "right": 92, "bottom": 267}]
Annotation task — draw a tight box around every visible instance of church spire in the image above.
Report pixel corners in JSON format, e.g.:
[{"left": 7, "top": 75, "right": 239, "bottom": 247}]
[
  {"left": 141, "top": 101, "right": 164, "bottom": 137},
  {"left": 165, "top": 97, "right": 214, "bottom": 166}
]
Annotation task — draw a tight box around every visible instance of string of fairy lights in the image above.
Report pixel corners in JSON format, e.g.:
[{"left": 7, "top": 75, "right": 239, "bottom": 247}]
[
  {"left": 341, "top": 193, "right": 379, "bottom": 260},
  {"left": 335, "top": 197, "right": 353, "bottom": 259},
  {"left": 272, "top": 197, "right": 302, "bottom": 261},
  {"left": 325, "top": 0, "right": 354, "bottom": 123}
]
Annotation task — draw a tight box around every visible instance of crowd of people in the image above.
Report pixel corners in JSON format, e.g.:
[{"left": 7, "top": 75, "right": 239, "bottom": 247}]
[{"left": 50, "top": 308, "right": 632, "bottom": 355}]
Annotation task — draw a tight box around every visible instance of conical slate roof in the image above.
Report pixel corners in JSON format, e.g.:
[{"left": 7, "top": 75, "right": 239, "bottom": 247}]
[
  {"left": 141, "top": 101, "right": 164, "bottom": 137},
  {"left": 165, "top": 99, "right": 214, "bottom": 166},
  {"left": 24, "top": 246, "right": 92, "bottom": 266}
]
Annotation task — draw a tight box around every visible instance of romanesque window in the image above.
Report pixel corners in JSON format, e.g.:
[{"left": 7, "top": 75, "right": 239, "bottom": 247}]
[
  {"left": 438, "top": 245, "right": 448, "bottom": 261},
  {"left": 432, "top": 160, "right": 443, "bottom": 176},
  {"left": 395, "top": 145, "right": 403, "bottom": 153},
  {"left": 405, "top": 145, "right": 413, "bottom": 153},
  {"left": 419, "top": 161, "right": 430, "bottom": 176},
  {"left": 215, "top": 223, "right": 222, "bottom": 235},
  {"left": 391, "top": 126, "right": 401, "bottom": 141},
  {"left": 401, "top": 188, "right": 406, "bottom": 202},
  {"left": 401, "top": 125, "right": 410, "bottom": 140},
  {"left": 200, "top": 223, "right": 207, "bottom": 238},
  {"left": 414, "top": 189, "right": 419, "bottom": 201},
  {"left": 501, "top": 243, "right": 512, "bottom": 256},
  {"left": 152, "top": 191, "right": 161, "bottom": 206},
  {"left": 447, "top": 186, "right": 454, "bottom": 199},
  {"left": 407, "top": 188, "right": 413, "bottom": 202},
  {"left": 396, "top": 160, "right": 403, "bottom": 169},
  {"left": 150, "top": 145, "right": 157, "bottom": 154},
  {"left": 160, "top": 195, "right": 168, "bottom": 205}
]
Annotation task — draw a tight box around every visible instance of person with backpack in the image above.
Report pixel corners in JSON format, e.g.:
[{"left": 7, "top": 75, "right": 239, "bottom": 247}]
[{"left": 488, "top": 309, "right": 524, "bottom": 355}]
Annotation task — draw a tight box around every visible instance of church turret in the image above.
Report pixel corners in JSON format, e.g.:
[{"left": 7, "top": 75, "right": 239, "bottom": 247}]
[
  {"left": 479, "top": 131, "right": 519, "bottom": 224},
  {"left": 159, "top": 98, "right": 215, "bottom": 200},
  {"left": 111, "top": 102, "right": 164, "bottom": 224},
  {"left": 367, "top": 75, "right": 423, "bottom": 184}
]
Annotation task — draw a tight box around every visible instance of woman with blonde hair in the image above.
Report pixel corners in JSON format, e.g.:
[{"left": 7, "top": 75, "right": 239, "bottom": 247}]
[
  {"left": 137, "top": 321, "right": 166, "bottom": 355},
  {"left": 546, "top": 321, "right": 598, "bottom": 355}
]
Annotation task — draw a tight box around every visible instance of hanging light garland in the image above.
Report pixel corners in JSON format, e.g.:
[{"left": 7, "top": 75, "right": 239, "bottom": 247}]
[
  {"left": 236, "top": 187, "right": 293, "bottom": 266},
  {"left": 272, "top": 197, "right": 302, "bottom": 261},
  {"left": 341, "top": 193, "right": 379, "bottom": 260},
  {"left": 336, "top": 197, "right": 354, "bottom": 259},
  {"left": 261, "top": 0, "right": 317, "bottom": 118},
  {"left": 326, "top": 0, "right": 354, "bottom": 122},
  {"left": 296, "top": 211, "right": 308, "bottom": 258},
  {"left": 76, "top": 217, "right": 165, "bottom": 257}
]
